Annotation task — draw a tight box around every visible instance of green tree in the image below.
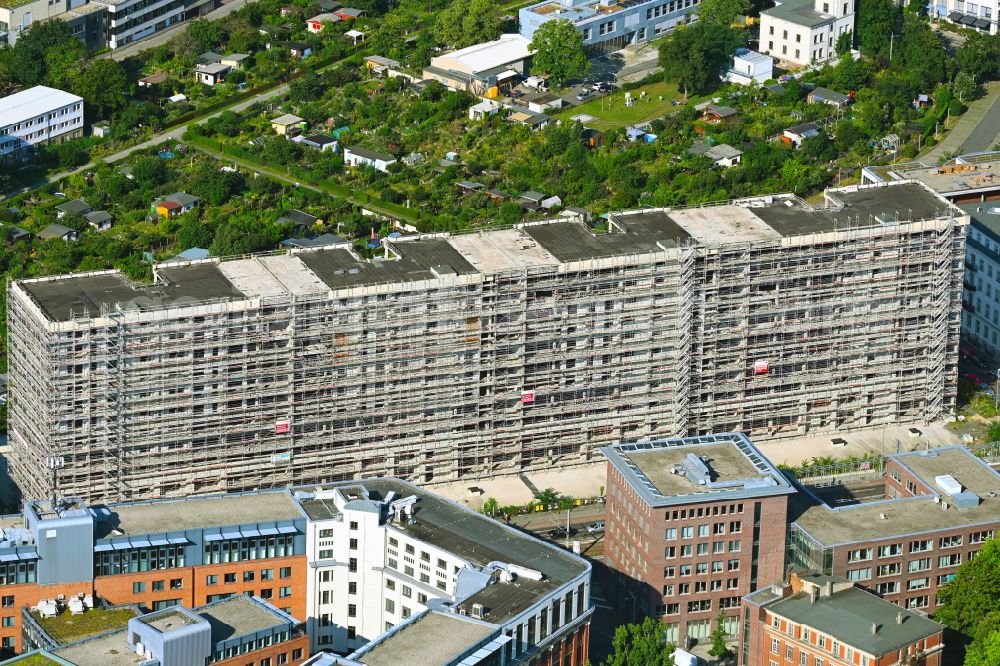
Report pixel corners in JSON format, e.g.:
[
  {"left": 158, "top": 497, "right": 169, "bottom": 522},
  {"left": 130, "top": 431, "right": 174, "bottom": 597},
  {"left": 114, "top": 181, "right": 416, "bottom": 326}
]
[
  {"left": 835, "top": 29, "right": 853, "bottom": 56},
  {"left": 906, "top": 0, "right": 928, "bottom": 15},
  {"left": 954, "top": 71, "right": 978, "bottom": 104},
  {"left": 533, "top": 488, "right": 560, "bottom": 505},
  {"left": 434, "top": 0, "right": 500, "bottom": 49},
  {"left": 604, "top": 617, "right": 676, "bottom": 666},
  {"left": 936, "top": 538, "right": 1000, "bottom": 635},
  {"left": 130, "top": 156, "right": 168, "bottom": 185},
  {"left": 957, "top": 32, "right": 1000, "bottom": 83},
  {"left": 210, "top": 212, "right": 282, "bottom": 256},
  {"left": 696, "top": 0, "right": 749, "bottom": 26},
  {"left": 9, "top": 20, "right": 77, "bottom": 86},
  {"left": 176, "top": 216, "right": 215, "bottom": 249},
  {"left": 856, "top": 0, "right": 898, "bottom": 59},
  {"left": 481, "top": 497, "right": 500, "bottom": 517},
  {"left": 895, "top": 14, "right": 949, "bottom": 89},
  {"left": 43, "top": 39, "right": 86, "bottom": 90},
  {"left": 988, "top": 420, "right": 1000, "bottom": 442},
  {"left": 75, "top": 59, "right": 130, "bottom": 118},
  {"left": 708, "top": 612, "right": 732, "bottom": 658},
  {"left": 187, "top": 18, "right": 227, "bottom": 53},
  {"left": 529, "top": 18, "right": 590, "bottom": 86},
  {"left": 658, "top": 23, "right": 742, "bottom": 97},
  {"left": 966, "top": 611, "right": 1000, "bottom": 666}
]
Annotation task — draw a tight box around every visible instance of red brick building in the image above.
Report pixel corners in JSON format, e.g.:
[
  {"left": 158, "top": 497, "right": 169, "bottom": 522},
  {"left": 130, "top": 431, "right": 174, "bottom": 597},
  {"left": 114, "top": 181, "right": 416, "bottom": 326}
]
[
  {"left": 741, "top": 571, "right": 944, "bottom": 666},
  {"left": 601, "top": 434, "right": 796, "bottom": 645},
  {"left": 788, "top": 446, "right": 1000, "bottom": 613}
]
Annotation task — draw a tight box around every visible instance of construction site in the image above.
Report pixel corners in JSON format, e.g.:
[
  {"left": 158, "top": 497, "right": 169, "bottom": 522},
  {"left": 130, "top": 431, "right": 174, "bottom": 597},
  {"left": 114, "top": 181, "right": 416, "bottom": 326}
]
[{"left": 6, "top": 180, "right": 967, "bottom": 504}]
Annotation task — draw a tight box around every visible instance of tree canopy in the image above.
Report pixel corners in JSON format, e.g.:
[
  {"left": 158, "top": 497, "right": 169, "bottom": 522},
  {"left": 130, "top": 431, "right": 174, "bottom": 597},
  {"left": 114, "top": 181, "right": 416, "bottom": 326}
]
[
  {"left": 658, "top": 23, "right": 742, "bottom": 97},
  {"left": 935, "top": 538, "right": 1000, "bottom": 636},
  {"left": 434, "top": 0, "right": 501, "bottom": 49},
  {"left": 529, "top": 18, "right": 590, "bottom": 86},
  {"left": 855, "top": 0, "right": 898, "bottom": 59},
  {"left": 696, "top": 0, "right": 749, "bottom": 26},
  {"left": 604, "top": 617, "right": 677, "bottom": 666}
]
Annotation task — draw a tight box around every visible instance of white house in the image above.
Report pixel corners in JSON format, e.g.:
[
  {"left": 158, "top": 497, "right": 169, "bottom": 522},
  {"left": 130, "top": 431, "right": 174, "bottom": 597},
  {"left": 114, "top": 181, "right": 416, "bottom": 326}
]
[
  {"left": 343, "top": 146, "right": 397, "bottom": 172},
  {"left": 468, "top": 100, "right": 500, "bottom": 121},
  {"left": 724, "top": 49, "right": 773, "bottom": 85},
  {"left": 783, "top": 122, "right": 822, "bottom": 147},
  {"left": 0, "top": 86, "right": 83, "bottom": 164},
  {"left": 196, "top": 63, "right": 230, "bottom": 86},
  {"left": 760, "top": 0, "right": 854, "bottom": 67}
]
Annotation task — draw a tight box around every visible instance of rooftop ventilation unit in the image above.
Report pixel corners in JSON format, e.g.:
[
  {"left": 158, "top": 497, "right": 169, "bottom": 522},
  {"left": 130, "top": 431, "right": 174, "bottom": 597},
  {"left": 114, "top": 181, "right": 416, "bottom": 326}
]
[{"left": 934, "top": 474, "right": 963, "bottom": 496}]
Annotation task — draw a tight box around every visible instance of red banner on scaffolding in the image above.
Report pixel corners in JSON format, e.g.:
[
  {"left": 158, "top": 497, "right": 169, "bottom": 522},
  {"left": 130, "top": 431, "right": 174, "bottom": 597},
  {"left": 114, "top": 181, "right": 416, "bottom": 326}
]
[
  {"left": 275, "top": 419, "right": 290, "bottom": 434},
  {"left": 753, "top": 360, "right": 769, "bottom": 375},
  {"left": 521, "top": 390, "right": 535, "bottom": 404}
]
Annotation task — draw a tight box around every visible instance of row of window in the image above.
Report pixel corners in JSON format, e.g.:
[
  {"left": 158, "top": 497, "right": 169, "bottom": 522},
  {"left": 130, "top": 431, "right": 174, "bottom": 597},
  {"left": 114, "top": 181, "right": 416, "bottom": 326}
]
[
  {"left": 665, "top": 503, "right": 744, "bottom": 522},
  {"left": 663, "top": 578, "right": 741, "bottom": 596},
  {"left": 204, "top": 535, "right": 296, "bottom": 564},
  {"left": 666, "top": 523, "right": 742, "bottom": 540},
  {"left": 664, "top": 539, "right": 742, "bottom": 559},
  {"left": 205, "top": 567, "right": 292, "bottom": 586},
  {"left": 664, "top": 560, "right": 741, "bottom": 577}
]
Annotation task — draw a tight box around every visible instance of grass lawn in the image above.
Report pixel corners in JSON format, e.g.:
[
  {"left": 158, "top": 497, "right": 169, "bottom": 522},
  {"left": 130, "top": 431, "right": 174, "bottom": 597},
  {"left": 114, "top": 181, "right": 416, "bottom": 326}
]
[
  {"left": 33, "top": 608, "right": 137, "bottom": 644},
  {"left": 554, "top": 81, "right": 688, "bottom": 130},
  {"left": 7, "top": 654, "right": 64, "bottom": 665}
]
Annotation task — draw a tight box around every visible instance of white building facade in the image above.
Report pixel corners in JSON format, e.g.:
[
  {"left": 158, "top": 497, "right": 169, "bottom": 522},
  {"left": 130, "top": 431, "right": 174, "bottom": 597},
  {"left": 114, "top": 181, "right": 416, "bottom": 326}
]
[
  {"left": 91, "top": 0, "right": 184, "bottom": 49},
  {"left": 0, "top": 86, "right": 83, "bottom": 164},
  {"left": 298, "top": 480, "right": 593, "bottom": 664},
  {"left": 760, "top": 0, "right": 854, "bottom": 67}
]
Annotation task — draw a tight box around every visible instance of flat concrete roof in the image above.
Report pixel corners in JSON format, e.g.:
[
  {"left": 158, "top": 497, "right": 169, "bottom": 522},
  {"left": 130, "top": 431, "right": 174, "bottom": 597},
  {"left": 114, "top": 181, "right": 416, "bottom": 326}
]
[
  {"left": 355, "top": 611, "right": 495, "bottom": 666},
  {"left": 602, "top": 433, "right": 796, "bottom": 506},
  {"left": 15, "top": 182, "right": 962, "bottom": 323},
  {"left": 199, "top": 597, "right": 289, "bottom": 643},
  {"left": 301, "top": 479, "right": 589, "bottom": 624},
  {"left": 875, "top": 152, "right": 1000, "bottom": 195},
  {"left": 52, "top": 631, "right": 145, "bottom": 666},
  {"left": 139, "top": 609, "right": 198, "bottom": 633},
  {"left": 792, "top": 447, "right": 1000, "bottom": 546},
  {"left": 97, "top": 491, "right": 301, "bottom": 538}
]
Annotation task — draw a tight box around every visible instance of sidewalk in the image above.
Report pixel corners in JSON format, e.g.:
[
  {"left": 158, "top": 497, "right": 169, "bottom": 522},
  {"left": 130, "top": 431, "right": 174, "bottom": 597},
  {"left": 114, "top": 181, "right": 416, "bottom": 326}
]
[{"left": 921, "top": 81, "right": 1000, "bottom": 163}]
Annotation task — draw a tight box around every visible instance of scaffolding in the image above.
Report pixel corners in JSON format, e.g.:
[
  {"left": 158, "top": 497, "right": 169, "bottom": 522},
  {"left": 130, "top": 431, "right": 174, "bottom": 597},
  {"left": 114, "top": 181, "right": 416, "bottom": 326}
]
[{"left": 4, "top": 186, "right": 968, "bottom": 504}]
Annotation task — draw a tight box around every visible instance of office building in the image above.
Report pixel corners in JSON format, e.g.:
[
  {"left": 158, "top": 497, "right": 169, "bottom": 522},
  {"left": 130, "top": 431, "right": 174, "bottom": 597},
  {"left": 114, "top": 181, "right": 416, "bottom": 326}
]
[
  {"left": 942, "top": 0, "right": 995, "bottom": 34},
  {"left": 8, "top": 596, "right": 309, "bottom": 666},
  {"left": 7, "top": 181, "right": 966, "bottom": 503},
  {"left": 0, "top": 87, "right": 84, "bottom": 165},
  {"left": 602, "top": 433, "right": 796, "bottom": 644},
  {"left": 741, "top": 571, "right": 944, "bottom": 666},
  {"left": 298, "top": 478, "right": 591, "bottom": 664},
  {"left": 519, "top": 0, "right": 700, "bottom": 56},
  {"left": 788, "top": 445, "right": 1000, "bottom": 613},
  {"left": 759, "top": 0, "right": 854, "bottom": 67},
  {"left": 0, "top": 0, "right": 106, "bottom": 48}
]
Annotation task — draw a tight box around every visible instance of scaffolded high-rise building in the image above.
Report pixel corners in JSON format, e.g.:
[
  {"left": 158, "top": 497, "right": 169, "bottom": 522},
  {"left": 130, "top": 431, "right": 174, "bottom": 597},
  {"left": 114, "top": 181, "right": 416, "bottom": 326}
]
[{"left": 7, "top": 181, "right": 967, "bottom": 503}]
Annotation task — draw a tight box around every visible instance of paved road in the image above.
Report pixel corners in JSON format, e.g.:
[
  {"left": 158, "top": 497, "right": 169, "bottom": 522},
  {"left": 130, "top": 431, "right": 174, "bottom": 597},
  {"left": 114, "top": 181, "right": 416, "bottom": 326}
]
[
  {"left": 961, "top": 90, "right": 1000, "bottom": 154},
  {"left": 103, "top": 0, "right": 250, "bottom": 61}
]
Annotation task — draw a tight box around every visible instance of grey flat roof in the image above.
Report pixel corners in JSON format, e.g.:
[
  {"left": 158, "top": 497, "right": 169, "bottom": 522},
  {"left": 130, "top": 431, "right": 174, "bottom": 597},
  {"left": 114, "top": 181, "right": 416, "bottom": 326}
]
[
  {"left": 762, "top": 0, "right": 835, "bottom": 27},
  {"left": 354, "top": 611, "right": 495, "bottom": 666},
  {"left": 15, "top": 183, "right": 961, "bottom": 323},
  {"left": 309, "top": 479, "right": 589, "bottom": 624},
  {"left": 769, "top": 585, "right": 943, "bottom": 656},
  {"left": 602, "top": 433, "right": 796, "bottom": 506},
  {"left": 199, "top": 597, "right": 290, "bottom": 642},
  {"left": 52, "top": 630, "right": 146, "bottom": 666},
  {"left": 96, "top": 490, "right": 301, "bottom": 538},
  {"left": 345, "top": 145, "right": 395, "bottom": 162},
  {"left": 963, "top": 203, "right": 1000, "bottom": 238},
  {"left": 792, "top": 447, "right": 1000, "bottom": 546}
]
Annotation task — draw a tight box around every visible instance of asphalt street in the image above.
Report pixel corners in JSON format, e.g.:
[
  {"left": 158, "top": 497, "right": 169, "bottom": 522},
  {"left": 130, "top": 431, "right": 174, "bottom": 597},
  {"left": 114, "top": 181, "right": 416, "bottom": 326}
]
[{"left": 961, "top": 91, "right": 1000, "bottom": 153}]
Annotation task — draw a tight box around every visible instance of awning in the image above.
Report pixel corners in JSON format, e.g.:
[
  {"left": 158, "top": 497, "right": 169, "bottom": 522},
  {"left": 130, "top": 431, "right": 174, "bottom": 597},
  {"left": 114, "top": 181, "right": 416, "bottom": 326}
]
[
  {"left": 94, "top": 544, "right": 114, "bottom": 552},
  {"left": 17, "top": 553, "right": 39, "bottom": 561},
  {"left": 948, "top": 10, "right": 962, "bottom": 20},
  {"left": 240, "top": 529, "right": 261, "bottom": 538},
  {"left": 221, "top": 530, "right": 242, "bottom": 540},
  {"left": 277, "top": 526, "right": 297, "bottom": 534},
  {"left": 0, "top": 553, "right": 18, "bottom": 562},
  {"left": 497, "top": 69, "right": 519, "bottom": 80},
  {"left": 974, "top": 17, "right": 990, "bottom": 28},
  {"left": 259, "top": 527, "right": 280, "bottom": 536},
  {"left": 149, "top": 538, "right": 170, "bottom": 547},
  {"left": 168, "top": 537, "right": 189, "bottom": 545},
  {"left": 111, "top": 541, "right": 133, "bottom": 550},
  {"left": 960, "top": 14, "right": 977, "bottom": 24},
  {"left": 203, "top": 533, "right": 224, "bottom": 542},
  {"left": 129, "top": 539, "right": 152, "bottom": 549}
]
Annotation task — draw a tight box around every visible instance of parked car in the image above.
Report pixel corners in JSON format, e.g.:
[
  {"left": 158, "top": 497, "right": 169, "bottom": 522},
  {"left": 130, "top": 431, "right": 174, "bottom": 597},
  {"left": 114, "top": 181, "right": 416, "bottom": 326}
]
[
  {"left": 586, "top": 521, "right": 605, "bottom": 534},
  {"left": 576, "top": 90, "right": 594, "bottom": 102},
  {"left": 546, "top": 526, "right": 578, "bottom": 538}
]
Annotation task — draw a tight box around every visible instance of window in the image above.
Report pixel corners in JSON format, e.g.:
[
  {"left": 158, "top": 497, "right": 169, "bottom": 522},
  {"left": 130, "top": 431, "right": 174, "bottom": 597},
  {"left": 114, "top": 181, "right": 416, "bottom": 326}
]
[
  {"left": 402, "top": 585, "right": 412, "bottom": 598},
  {"left": 280, "top": 567, "right": 292, "bottom": 579},
  {"left": 348, "top": 604, "right": 357, "bottom": 617},
  {"left": 681, "top": 526, "right": 693, "bottom": 539},
  {"left": 878, "top": 544, "right": 902, "bottom": 557},
  {"left": 939, "top": 553, "right": 962, "bottom": 567},
  {"left": 910, "top": 540, "right": 932, "bottom": 553},
  {"left": 771, "top": 637, "right": 780, "bottom": 654},
  {"left": 349, "top": 558, "right": 358, "bottom": 572},
  {"left": 224, "top": 573, "right": 236, "bottom": 584},
  {"left": 348, "top": 582, "right": 357, "bottom": 595},
  {"left": 418, "top": 593, "right": 428, "bottom": 604},
  {"left": 244, "top": 571, "right": 255, "bottom": 582},
  {"left": 698, "top": 524, "right": 710, "bottom": 537},
  {"left": 386, "top": 579, "right": 396, "bottom": 591},
  {"left": 939, "top": 535, "right": 963, "bottom": 549},
  {"left": 875, "top": 581, "right": 899, "bottom": 595},
  {"left": 153, "top": 580, "right": 164, "bottom": 592},
  {"left": 908, "top": 559, "right": 931, "bottom": 573},
  {"left": 420, "top": 573, "right": 430, "bottom": 584},
  {"left": 907, "top": 577, "right": 929, "bottom": 591},
  {"left": 133, "top": 582, "right": 146, "bottom": 593},
  {"left": 170, "top": 578, "right": 183, "bottom": 589},
  {"left": 847, "top": 568, "right": 871, "bottom": 581},
  {"left": 261, "top": 569, "right": 273, "bottom": 581},
  {"left": 970, "top": 530, "right": 993, "bottom": 544},
  {"left": 665, "top": 528, "right": 677, "bottom": 540},
  {"left": 907, "top": 596, "right": 929, "bottom": 609},
  {"left": 1, "top": 617, "right": 14, "bottom": 627},
  {"left": 279, "top": 586, "right": 291, "bottom": 598},
  {"left": 347, "top": 626, "right": 356, "bottom": 639},
  {"left": 206, "top": 575, "right": 218, "bottom": 586},
  {"left": 385, "top": 598, "right": 395, "bottom": 614},
  {"left": 350, "top": 521, "right": 358, "bottom": 530},
  {"left": 877, "top": 563, "right": 900, "bottom": 577},
  {"left": 349, "top": 539, "right": 358, "bottom": 550},
  {"left": 847, "top": 548, "right": 872, "bottom": 563},
  {"left": 260, "top": 588, "right": 273, "bottom": 599}
]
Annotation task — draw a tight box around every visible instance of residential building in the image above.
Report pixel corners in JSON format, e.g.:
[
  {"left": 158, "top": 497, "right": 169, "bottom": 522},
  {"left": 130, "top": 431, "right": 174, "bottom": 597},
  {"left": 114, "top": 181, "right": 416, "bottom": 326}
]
[
  {"left": 602, "top": 434, "right": 796, "bottom": 644},
  {"left": 196, "top": 63, "right": 230, "bottom": 86},
  {"left": 342, "top": 146, "right": 396, "bottom": 172},
  {"left": 363, "top": 56, "right": 406, "bottom": 78},
  {"left": 469, "top": 100, "right": 501, "bottom": 121},
  {"left": 759, "top": 0, "right": 854, "bottom": 67},
  {"left": 271, "top": 114, "right": 306, "bottom": 136},
  {"left": 861, "top": 150, "right": 1000, "bottom": 205},
  {"left": 333, "top": 7, "right": 365, "bottom": 19},
  {"left": 0, "top": 0, "right": 106, "bottom": 49},
  {"left": 807, "top": 86, "right": 852, "bottom": 108},
  {"left": 277, "top": 210, "right": 322, "bottom": 232},
  {"left": 221, "top": 53, "right": 250, "bottom": 69},
  {"left": 788, "top": 445, "right": 1000, "bottom": 612},
  {"left": 151, "top": 192, "right": 200, "bottom": 219},
  {"left": 944, "top": 1, "right": 995, "bottom": 34},
  {"left": 37, "top": 224, "right": 78, "bottom": 242},
  {"left": 688, "top": 143, "right": 743, "bottom": 168},
  {"left": 741, "top": 571, "right": 944, "bottom": 666},
  {"left": 959, "top": 202, "right": 1000, "bottom": 366},
  {"left": 297, "top": 478, "right": 592, "bottom": 664},
  {"left": 782, "top": 121, "right": 822, "bottom": 146},
  {"left": 300, "top": 135, "right": 337, "bottom": 152},
  {"left": 306, "top": 13, "right": 340, "bottom": 31},
  {"left": 54, "top": 199, "right": 91, "bottom": 219},
  {"left": 5, "top": 181, "right": 966, "bottom": 503},
  {"left": 700, "top": 104, "right": 738, "bottom": 124},
  {"left": 0, "top": 87, "right": 84, "bottom": 164},
  {"left": 724, "top": 49, "right": 773, "bottom": 85},
  {"left": 9, "top": 596, "right": 309, "bottom": 666},
  {"left": 84, "top": 211, "right": 114, "bottom": 232},
  {"left": 520, "top": 0, "right": 700, "bottom": 56},
  {"left": 0, "top": 490, "right": 307, "bottom": 655},
  {"left": 423, "top": 34, "right": 533, "bottom": 95},
  {"left": 288, "top": 42, "right": 312, "bottom": 59},
  {"left": 89, "top": 0, "right": 184, "bottom": 49}
]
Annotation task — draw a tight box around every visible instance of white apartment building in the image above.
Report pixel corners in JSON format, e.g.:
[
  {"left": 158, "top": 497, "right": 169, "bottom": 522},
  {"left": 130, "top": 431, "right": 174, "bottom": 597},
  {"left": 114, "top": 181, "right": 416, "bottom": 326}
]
[
  {"left": 0, "top": 86, "right": 83, "bottom": 164},
  {"left": 296, "top": 479, "right": 593, "bottom": 665},
  {"left": 760, "top": 0, "right": 854, "bottom": 67},
  {"left": 90, "top": 0, "right": 185, "bottom": 49},
  {"left": 943, "top": 0, "right": 996, "bottom": 35}
]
